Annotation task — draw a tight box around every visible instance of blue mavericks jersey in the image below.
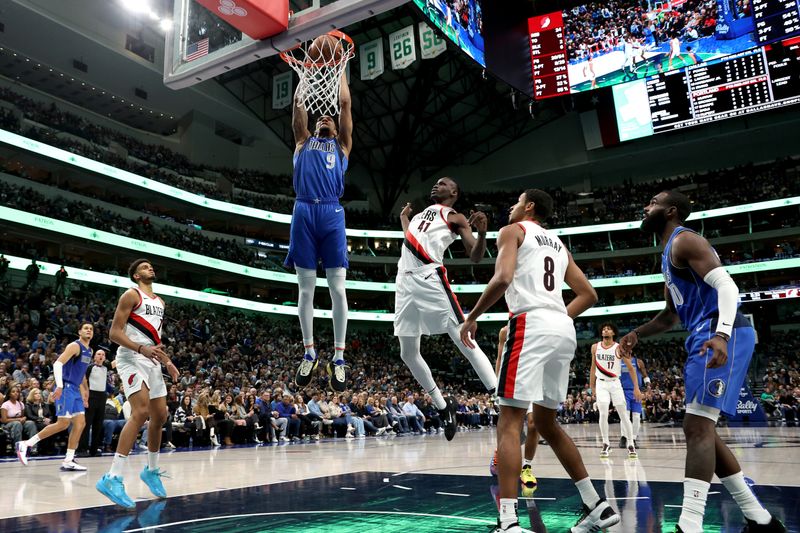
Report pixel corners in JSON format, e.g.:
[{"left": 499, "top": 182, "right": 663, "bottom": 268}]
[
  {"left": 293, "top": 136, "right": 347, "bottom": 200},
  {"left": 661, "top": 226, "right": 738, "bottom": 332},
  {"left": 620, "top": 356, "right": 641, "bottom": 389},
  {"left": 63, "top": 341, "right": 92, "bottom": 386}
]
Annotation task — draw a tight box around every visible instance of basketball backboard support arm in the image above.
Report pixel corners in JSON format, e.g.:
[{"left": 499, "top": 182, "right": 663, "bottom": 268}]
[{"left": 165, "top": 0, "right": 410, "bottom": 90}]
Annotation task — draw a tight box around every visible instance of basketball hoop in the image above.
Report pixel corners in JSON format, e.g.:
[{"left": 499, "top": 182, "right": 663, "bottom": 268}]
[{"left": 280, "top": 30, "right": 355, "bottom": 116}]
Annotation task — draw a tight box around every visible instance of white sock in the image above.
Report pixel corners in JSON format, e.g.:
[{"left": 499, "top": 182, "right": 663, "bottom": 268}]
[
  {"left": 598, "top": 402, "right": 610, "bottom": 445},
  {"left": 333, "top": 346, "right": 345, "bottom": 364},
  {"left": 499, "top": 498, "right": 518, "bottom": 528},
  {"left": 148, "top": 451, "right": 159, "bottom": 471},
  {"left": 326, "top": 267, "right": 348, "bottom": 359},
  {"left": 27, "top": 434, "right": 41, "bottom": 446},
  {"left": 447, "top": 325, "right": 497, "bottom": 391},
  {"left": 678, "top": 478, "right": 710, "bottom": 533},
  {"left": 632, "top": 412, "right": 641, "bottom": 440},
  {"left": 64, "top": 448, "right": 75, "bottom": 463},
  {"left": 303, "top": 341, "right": 316, "bottom": 360},
  {"left": 296, "top": 267, "right": 316, "bottom": 353},
  {"left": 109, "top": 453, "right": 128, "bottom": 478},
  {"left": 428, "top": 386, "right": 447, "bottom": 411},
  {"left": 720, "top": 472, "right": 772, "bottom": 525},
  {"left": 575, "top": 477, "right": 600, "bottom": 508},
  {"left": 523, "top": 458, "right": 532, "bottom": 467}
]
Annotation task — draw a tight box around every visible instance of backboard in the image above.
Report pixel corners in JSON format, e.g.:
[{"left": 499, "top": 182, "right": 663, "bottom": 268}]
[{"left": 164, "top": 0, "right": 410, "bottom": 90}]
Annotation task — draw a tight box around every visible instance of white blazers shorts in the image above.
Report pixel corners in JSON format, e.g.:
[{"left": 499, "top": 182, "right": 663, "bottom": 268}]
[
  {"left": 394, "top": 265, "right": 464, "bottom": 337},
  {"left": 595, "top": 378, "right": 627, "bottom": 407},
  {"left": 496, "top": 311, "right": 576, "bottom": 410},
  {"left": 116, "top": 348, "right": 168, "bottom": 399}
]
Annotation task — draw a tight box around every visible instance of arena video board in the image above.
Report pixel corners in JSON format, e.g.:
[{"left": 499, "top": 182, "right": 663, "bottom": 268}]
[
  {"left": 413, "top": 0, "right": 485, "bottom": 66},
  {"left": 529, "top": 0, "right": 800, "bottom": 99},
  {"left": 614, "top": 35, "right": 800, "bottom": 141}
]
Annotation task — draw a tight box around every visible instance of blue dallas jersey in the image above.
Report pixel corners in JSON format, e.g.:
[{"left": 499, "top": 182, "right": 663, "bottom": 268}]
[
  {"left": 293, "top": 136, "right": 347, "bottom": 201},
  {"left": 63, "top": 341, "right": 92, "bottom": 387},
  {"left": 661, "top": 226, "right": 738, "bottom": 332},
  {"left": 619, "top": 356, "right": 641, "bottom": 390}
]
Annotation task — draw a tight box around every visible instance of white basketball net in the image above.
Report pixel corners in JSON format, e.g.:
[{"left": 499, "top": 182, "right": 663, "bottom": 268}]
[{"left": 280, "top": 32, "right": 355, "bottom": 116}]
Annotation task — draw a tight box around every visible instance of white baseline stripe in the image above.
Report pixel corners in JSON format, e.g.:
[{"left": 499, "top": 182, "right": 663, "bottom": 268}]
[
  {"left": 122, "top": 510, "right": 495, "bottom": 532},
  {"left": 393, "top": 484, "right": 412, "bottom": 490},
  {"left": 435, "top": 492, "right": 470, "bottom": 497}
]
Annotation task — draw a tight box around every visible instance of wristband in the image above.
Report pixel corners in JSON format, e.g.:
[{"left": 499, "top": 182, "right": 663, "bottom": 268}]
[
  {"left": 137, "top": 344, "right": 143, "bottom": 354},
  {"left": 643, "top": 377, "right": 651, "bottom": 386},
  {"left": 714, "top": 332, "right": 731, "bottom": 342}
]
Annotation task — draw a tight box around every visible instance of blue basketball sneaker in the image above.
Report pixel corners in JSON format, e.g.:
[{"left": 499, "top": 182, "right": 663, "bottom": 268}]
[
  {"left": 96, "top": 473, "right": 135, "bottom": 509},
  {"left": 140, "top": 466, "right": 168, "bottom": 498}
]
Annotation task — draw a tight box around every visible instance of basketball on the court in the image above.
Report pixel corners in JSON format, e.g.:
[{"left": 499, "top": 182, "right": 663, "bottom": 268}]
[{"left": 308, "top": 34, "right": 343, "bottom": 64}]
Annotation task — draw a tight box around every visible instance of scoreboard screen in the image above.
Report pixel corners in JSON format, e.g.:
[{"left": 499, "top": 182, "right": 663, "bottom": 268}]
[
  {"left": 528, "top": 12, "right": 570, "bottom": 99},
  {"left": 753, "top": 0, "right": 800, "bottom": 45},
  {"left": 614, "top": 36, "right": 800, "bottom": 139}
]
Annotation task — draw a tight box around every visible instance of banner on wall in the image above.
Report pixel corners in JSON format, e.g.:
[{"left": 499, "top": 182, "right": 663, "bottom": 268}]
[
  {"left": 359, "top": 38, "right": 384, "bottom": 81},
  {"left": 272, "top": 71, "right": 293, "bottom": 109},
  {"left": 389, "top": 25, "right": 417, "bottom": 70},
  {"left": 418, "top": 22, "right": 446, "bottom": 59}
]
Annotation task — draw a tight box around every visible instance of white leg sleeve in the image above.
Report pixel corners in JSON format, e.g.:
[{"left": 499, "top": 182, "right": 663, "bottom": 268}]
[
  {"left": 598, "top": 401, "right": 610, "bottom": 445},
  {"left": 446, "top": 325, "right": 498, "bottom": 392},
  {"left": 631, "top": 412, "right": 641, "bottom": 440},
  {"left": 296, "top": 267, "right": 317, "bottom": 347},
  {"left": 326, "top": 267, "right": 348, "bottom": 354},
  {"left": 617, "top": 403, "right": 634, "bottom": 441},
  {"left": 399, "top": 336, "right": 437, "bottom": 393}
]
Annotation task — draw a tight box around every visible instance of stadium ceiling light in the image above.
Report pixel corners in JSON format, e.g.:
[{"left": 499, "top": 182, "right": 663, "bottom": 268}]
[
  {"left": 148, "top": 10, "right": 160, "bottom": 21},
  {"left": 120, "top": 0, "right": 150, "bottom": 15},
  {"left": 159, "top": 18, "right": 172, "bottom": 32}
]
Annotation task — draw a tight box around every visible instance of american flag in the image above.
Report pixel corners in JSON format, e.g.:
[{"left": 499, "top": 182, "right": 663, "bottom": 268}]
[{"left": 184, "top": 38, "right": 209, "bottom": 62}]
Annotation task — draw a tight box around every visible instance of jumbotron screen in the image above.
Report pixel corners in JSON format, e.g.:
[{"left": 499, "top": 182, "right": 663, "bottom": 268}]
[
  {"left": 614, "top": 36, "right": 800, "bottom": 141},
  {"left": 413, "top": 0, "right": 485, "bottom": 66},
  {"left": 529, "top": 0, "right": 800, "bottom": 99}
]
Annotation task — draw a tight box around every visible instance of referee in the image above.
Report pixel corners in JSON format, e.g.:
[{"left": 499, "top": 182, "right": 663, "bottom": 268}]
[{"left": 80, "top": 349, "right": 112, "bottom": 456}]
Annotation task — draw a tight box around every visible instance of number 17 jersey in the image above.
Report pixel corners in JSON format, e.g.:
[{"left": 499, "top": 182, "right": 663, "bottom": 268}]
[{"left": 506, "top": 220, "right": 569, "bottom": 317}]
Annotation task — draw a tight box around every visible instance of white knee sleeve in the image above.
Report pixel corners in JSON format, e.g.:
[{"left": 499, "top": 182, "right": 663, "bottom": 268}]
[
  {"left": 326, "top": 268, "right": 348, "bottom": 350},
  {"left": 598, "top": 402, "right": 610, "bottom": 444},
  {"left": 632, "top": 412, "right": 641, "bottom": 440},
  {"left": 447, "top": 325, "right": 497, "bottom": 392},
  {"left": 296, "top": 267, "right": 317, "bottom": 345},
  {"left": 399, "top": 336, "right": 436, "bottom": 392}
]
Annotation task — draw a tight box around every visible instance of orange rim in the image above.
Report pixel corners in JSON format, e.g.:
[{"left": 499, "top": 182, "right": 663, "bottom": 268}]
[{"left": 280, "top": 30, "right": 355, "bottom": 68}]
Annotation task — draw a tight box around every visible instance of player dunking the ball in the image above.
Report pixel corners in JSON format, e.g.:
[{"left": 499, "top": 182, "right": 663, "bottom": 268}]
[
  {"left": 96, "top": 259, "right": 179, "bottom": 508},
  {"left": 395, "top": 177, "right": 497, "bottom": 440},
  {"left": 619, "top": 191, "right": 785, "bottom": 533},
  {"left": 16, "top": 322, "right": 94, "bottom": 471},
  {"left": 461, "top": 189, "right": 619, "bottom": 533},
  {"left": 289, "top": 75, "right": 352, "bottom": 393}
]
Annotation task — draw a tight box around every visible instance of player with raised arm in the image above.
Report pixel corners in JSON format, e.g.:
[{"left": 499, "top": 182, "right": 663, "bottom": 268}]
[
  {"left": 96, "top": 259, "right": 179, "bottom": 509},
  {"left": 394, "top": 177, "right": 496, "bottom": 441},
  {"left": 618, "top": 191, "right": 785, "bottom": 533},
  {"left": 461, "top": 189, "right": 619, "bottom": 533},
  {"left": 590, "top": 322, "right": 641, "bottom": 459},
  {"left": 16, "top": 322, "right": 94, "bottom": 471},
  {"left": 289, "top": 75, "right": 353, "bottom": 394},
  {"left": 619, "top": 351, "right": 649, "bottom": 448}
]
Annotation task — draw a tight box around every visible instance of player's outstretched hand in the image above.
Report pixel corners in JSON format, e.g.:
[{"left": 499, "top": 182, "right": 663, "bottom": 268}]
[
  {"left": 618, "top": 332, "right": 638, "bottom": 357},
  {"left": 701, "top": 336, "right": 728, "bottom": 368},
  {"left": 400, "top": 202, "right": 412, "bottom": 218},
  {"left": 468, "top": 210, "right": 488, "bottom": 233},
  {"left": 460, "top": 319, "right": 478, "bottom": 349}
]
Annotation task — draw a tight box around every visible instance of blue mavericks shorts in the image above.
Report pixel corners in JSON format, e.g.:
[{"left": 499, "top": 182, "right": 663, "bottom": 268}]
[
  {"left": 285, "top": 200, "right": 348, "bottom": 270},
  {"left": 623, "top": 388, "right": 643, "bottom": 414},
  {"left": 55, "top": 383, "right": 85, "bottom": 418},
  {"left": 684, "top": 322, "right": 755, "bottom": 416}
]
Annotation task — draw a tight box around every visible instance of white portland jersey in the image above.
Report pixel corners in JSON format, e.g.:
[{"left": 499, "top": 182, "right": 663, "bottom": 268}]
[
  {"left": 117, "top": 287, "right": 165, "bottom": 357},
  {"left": 505, "top": 220, "right": 569, "bottom": 317},
  {"left": 594, "top": 342, "right": 620, "bottom": 379},
  {"left": 399, "top": 204, "right": 457, "bottom": 270}
]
